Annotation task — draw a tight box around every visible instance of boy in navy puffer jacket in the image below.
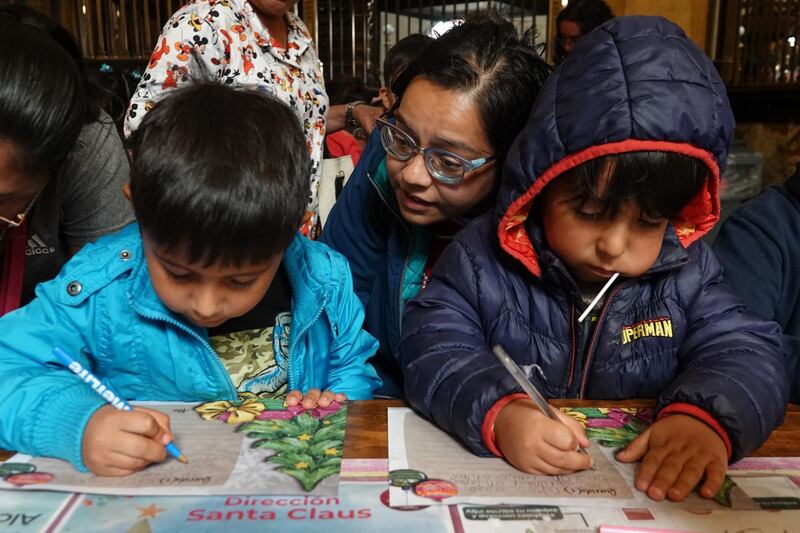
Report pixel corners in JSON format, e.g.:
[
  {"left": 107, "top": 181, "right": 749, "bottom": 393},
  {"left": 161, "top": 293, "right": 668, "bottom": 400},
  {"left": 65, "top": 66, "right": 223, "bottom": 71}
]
[{"left": 399, "top": 16, "right": 788, "bottom": 503}]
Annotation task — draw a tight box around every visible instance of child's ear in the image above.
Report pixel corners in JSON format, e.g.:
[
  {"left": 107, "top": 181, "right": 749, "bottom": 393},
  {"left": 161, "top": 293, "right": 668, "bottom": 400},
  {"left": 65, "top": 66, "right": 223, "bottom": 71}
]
[{"left": 122, "top": 183, "right": 132, "bottom": 203}]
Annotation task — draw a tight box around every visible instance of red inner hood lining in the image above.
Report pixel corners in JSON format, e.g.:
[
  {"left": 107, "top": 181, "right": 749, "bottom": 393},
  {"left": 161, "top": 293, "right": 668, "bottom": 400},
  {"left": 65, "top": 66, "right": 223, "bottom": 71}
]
[{"left": 497, "top": 139, "right": 720, "bottom": 277}]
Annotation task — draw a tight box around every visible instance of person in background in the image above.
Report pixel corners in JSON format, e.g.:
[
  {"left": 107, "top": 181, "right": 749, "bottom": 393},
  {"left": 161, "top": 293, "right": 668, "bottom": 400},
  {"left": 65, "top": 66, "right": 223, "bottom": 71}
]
[
  {"left": 124, "top": 0, "right": 381, "bottom": 237},
  {"left": 554, "top": 0, "right": 613, "bottom": 63},
  {"left": 377, "top": 33, "right": 433, "bottom": 111},
  {"left": 321, "top": 12, "right": 551, "bottom": 397},
  {"left": 0, "top": 5, "right": 132, "bottom": 316},
  {"left": 400, "top": 16, "right": 787, "bottom": 502},
  {"left": 324, "top": 76, "right": 374, "bottom": 165},
  {"left": 714, "top": 162, "right": 800, "bottom": 403}
]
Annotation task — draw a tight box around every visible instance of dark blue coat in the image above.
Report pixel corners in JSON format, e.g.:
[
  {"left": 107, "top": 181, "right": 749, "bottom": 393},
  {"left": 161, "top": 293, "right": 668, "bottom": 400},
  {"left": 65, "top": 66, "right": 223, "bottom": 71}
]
[
  {"left": 320, "top": 131, "right": 433, "bottom": 397},
  {"left": 399, "top": 17, "right": 788, "bottom": 461},
  {"left": 714, "top": 164, "right": 800, "bottom": 403}
]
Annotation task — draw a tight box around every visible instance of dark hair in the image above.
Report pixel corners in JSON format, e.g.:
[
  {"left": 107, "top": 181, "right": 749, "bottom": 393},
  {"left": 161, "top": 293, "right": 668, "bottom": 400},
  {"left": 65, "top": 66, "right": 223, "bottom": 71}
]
[
  {"left": 383, "top": 33, "right": 432, "bottom": 86},
  {"left": 0, "top": 4, "right": 103, "bottom": 122},
  {"left": 553, "top": 151, "right": 709, "bottom": 220},
  {"left": 325, "top": 75, "right": 372, "bottom": 106},
  {"left": 128, "top": 83, "right": 311, "bottom": 267},
  {"left": 391, "top": 11, "right": 551, "bottom": 173},
  {"left": 0, "top": 11, "right": 87, "bottom": 178},
  {"left": 555, "top": 0, "right": 613, "bottom": 61}
]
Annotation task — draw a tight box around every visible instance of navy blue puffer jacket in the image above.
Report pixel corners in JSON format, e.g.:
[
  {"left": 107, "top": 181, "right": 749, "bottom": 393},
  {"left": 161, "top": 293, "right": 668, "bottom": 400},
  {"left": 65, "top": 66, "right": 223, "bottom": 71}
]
[{"left": 399, "top": 17, "right": 788, "bottom": 461}]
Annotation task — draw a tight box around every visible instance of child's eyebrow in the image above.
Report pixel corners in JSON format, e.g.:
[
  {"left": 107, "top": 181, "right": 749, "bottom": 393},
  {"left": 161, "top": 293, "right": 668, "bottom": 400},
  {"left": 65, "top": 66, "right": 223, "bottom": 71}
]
[
  {"left": 153, "top": 251, "right": 193, "bottom": 272},
  {"left": 153, "top": 250, "right": 271, "bottom": 277}
]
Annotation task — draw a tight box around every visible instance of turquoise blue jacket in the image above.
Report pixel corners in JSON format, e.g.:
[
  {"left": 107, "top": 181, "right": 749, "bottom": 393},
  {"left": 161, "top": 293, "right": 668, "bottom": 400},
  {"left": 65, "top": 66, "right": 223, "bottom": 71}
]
[{"left": 0, "top": 223, "right": 380, "bottom": 471}]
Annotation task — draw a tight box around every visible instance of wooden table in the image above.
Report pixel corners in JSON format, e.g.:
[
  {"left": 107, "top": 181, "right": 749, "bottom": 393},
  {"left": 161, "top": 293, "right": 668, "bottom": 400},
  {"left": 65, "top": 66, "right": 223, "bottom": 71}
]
[
  {"left": 2, "top": 400, "right": 798, "bottom": 462},
  {"left": 343, "top": 399, "right": 800, "bottom": 459}
]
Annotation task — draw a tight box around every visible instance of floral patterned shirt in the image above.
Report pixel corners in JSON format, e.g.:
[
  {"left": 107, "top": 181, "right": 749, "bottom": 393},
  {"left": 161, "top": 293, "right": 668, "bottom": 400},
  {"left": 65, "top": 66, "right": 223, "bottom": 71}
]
[{"left": 124, "top": 0, "right": 328, "bottom": 225}]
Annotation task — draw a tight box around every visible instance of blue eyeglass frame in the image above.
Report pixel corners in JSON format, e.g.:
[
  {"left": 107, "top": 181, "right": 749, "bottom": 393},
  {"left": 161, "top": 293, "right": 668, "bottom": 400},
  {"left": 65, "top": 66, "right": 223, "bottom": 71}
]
[{"left": 376, "top": 117, "right": 495, "bottom": 185}]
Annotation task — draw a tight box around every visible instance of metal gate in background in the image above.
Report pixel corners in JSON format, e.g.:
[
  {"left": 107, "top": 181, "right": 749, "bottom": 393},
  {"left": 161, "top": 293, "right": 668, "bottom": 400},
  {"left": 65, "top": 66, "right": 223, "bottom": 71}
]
[{"left": 309, "top": 0, "right": 549, "bottom": 87}]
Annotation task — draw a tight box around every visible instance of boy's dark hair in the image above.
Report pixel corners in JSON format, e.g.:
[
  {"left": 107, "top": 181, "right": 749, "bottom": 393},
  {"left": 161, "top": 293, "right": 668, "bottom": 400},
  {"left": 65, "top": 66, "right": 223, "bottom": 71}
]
[
  {"left": 128, "top": 83, "right": 311, "bottom": 267},
  {"left": 383, "top": 33, "right": 432, "bottom": 86},
  {"left": 391, "top": 11, "right": 551, "bottom": 173},
  {"left": 0, "top": 10, "right": 87, "bottom": 179},
  {"left": 555, "top": 0, "right": 613, "bottom": 61},
  {"left": 555, "top": 151, "right": 709, "bottom": 220}
]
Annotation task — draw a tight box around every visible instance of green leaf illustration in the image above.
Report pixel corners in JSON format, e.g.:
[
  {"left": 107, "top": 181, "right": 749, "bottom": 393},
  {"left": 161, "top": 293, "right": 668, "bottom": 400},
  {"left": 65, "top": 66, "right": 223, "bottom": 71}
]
[
  {"left": 713, "top": 476, "right": 737, "bottom": 507},
  {"left": 259, "top": 398, "right": 287, "bottom": 411},
  {"left": 309, "top": 439, "right": 342, "bottom": 455},
  {"left": 244, "top": 405, "right": 348, "bottom": 492},
  {"left": 277, "top": 463, "right": 342, "bottom": 492},
  {"left": 293, "top": 413, "right": 321, "bottom": 433},
  {"left": 314, "top": 421, "right": 346, "bottom": 441},
  {"left": 0, "top": 463, "right": 35, "bottom": 478},
  {"left": 254, "top": 437, "right": 309, "bottom": 453},
  {"left": 586, "top": 426, "right": 642, "bottom": 448}
]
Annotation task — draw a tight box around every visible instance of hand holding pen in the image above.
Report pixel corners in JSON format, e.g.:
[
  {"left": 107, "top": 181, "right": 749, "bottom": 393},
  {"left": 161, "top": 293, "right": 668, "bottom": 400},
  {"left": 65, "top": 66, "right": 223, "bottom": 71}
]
[
  {"left": 491, "top": 345, "right": 592, "bottom": 475},
  {"left": 53, "top": 347, "right": 187, "bottom": 476}
]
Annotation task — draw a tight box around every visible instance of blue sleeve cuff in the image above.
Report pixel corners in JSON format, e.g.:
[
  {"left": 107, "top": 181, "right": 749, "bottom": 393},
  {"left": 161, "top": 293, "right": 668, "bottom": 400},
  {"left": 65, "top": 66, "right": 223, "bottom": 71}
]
[{"left": 29, "top": 385, "right": 106, "bottom": 472}]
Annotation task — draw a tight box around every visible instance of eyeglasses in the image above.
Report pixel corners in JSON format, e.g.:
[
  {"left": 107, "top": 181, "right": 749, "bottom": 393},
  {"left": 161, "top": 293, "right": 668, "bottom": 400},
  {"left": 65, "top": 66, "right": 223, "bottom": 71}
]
[
  {"left": 0, "top": 188, "right": 43, "bottom": 230},
  {"left": 376, "top": 117, "right": 495, "bottom": 185}
]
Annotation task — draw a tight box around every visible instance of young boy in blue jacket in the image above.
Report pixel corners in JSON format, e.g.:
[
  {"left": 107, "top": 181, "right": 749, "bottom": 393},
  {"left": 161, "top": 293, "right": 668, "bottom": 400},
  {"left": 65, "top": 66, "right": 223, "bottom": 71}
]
[
  {"left": 399, "top": 17, "right": 787, "bottom": 503},
  {"left": 0, "top": 83, "right": 380, "bottom": 476}
]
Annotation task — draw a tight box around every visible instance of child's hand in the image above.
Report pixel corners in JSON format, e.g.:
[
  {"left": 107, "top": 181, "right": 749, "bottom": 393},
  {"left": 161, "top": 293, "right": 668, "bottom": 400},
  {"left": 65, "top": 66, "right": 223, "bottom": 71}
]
[
  {"left": 285, "top": 389, "right": 347, "bottom": 409},
  {"left": 494, "top": 399, "right": 592, "bottom": 475},
  {"left": 82, "top": 406, "right": 174, "bottom": 476},
  {"left": 616, "top": 414, "right": 727, "bottom": 501}
]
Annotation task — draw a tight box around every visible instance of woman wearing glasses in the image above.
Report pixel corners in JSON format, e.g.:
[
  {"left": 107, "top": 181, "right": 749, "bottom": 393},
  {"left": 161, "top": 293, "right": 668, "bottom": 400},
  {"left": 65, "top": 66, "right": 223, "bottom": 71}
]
[
  {"left": 0, "top": 6, "right": 132, "bottom": 316},
  {"left": 321, "top": 12, "right": 551, "bottom": 397}
]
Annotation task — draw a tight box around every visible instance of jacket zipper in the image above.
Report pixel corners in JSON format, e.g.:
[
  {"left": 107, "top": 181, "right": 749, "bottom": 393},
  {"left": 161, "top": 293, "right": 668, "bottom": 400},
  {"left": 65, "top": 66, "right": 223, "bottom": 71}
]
[
  {"left": 566, "top": 302, "right": 577, "bottom": 390},
  {"left": 577, "top": 280, "right": 632, "bottom": 398},
  {"left": 287, "top": 294, "right": 328, "bottom": 390},
  {"left": 131, "top": 303, "right": 238, "bottom": 400},
  {"left": 367, "top": 169, "right": 412, "bottom": 333}
]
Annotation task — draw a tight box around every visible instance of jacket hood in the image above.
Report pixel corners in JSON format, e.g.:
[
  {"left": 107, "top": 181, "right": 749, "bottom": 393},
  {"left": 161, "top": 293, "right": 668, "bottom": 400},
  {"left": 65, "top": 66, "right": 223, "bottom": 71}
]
[{"left": 498, "top": 16, "right": 735, "bottom": 277}]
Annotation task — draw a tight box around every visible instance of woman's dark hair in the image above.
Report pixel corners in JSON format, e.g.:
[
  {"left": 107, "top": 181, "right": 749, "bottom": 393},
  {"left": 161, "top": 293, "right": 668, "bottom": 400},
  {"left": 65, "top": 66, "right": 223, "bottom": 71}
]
[
  {"left": 0, "top": 10, "right": 87, "bottom": 178},
  {"left": 555, "top": 0, "right": 613, "bottom": 62},
  {"left": 553, "top": 151, "right": 709, "bottom": 220},
  {"left": 128, "top": 83, "right": 311, "bottom": 267},
  {"left": 391, "top": 11, "right": 551, "bottom": 173},
  {"left": 383, "top": 33, "right": 432, "bottom": 86},
  {"left": 0, "top": 4, "right": 103, "bottom": 122}
]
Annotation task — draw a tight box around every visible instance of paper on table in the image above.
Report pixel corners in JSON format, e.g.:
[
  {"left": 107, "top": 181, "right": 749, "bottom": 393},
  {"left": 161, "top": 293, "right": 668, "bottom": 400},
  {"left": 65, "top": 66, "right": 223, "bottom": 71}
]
[
  {"left": 0, "top": 401, "right": 345, "bottom": 496},
  {"left": 388, "top": 408, "right": 633, "bottom": 507}
]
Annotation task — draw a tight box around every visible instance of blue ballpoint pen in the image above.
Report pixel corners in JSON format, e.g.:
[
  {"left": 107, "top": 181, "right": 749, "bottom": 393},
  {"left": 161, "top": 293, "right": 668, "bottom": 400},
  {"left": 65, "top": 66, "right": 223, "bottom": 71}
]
[{"left": 53, "top": 347, "right": 188, "bottom": 464}]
